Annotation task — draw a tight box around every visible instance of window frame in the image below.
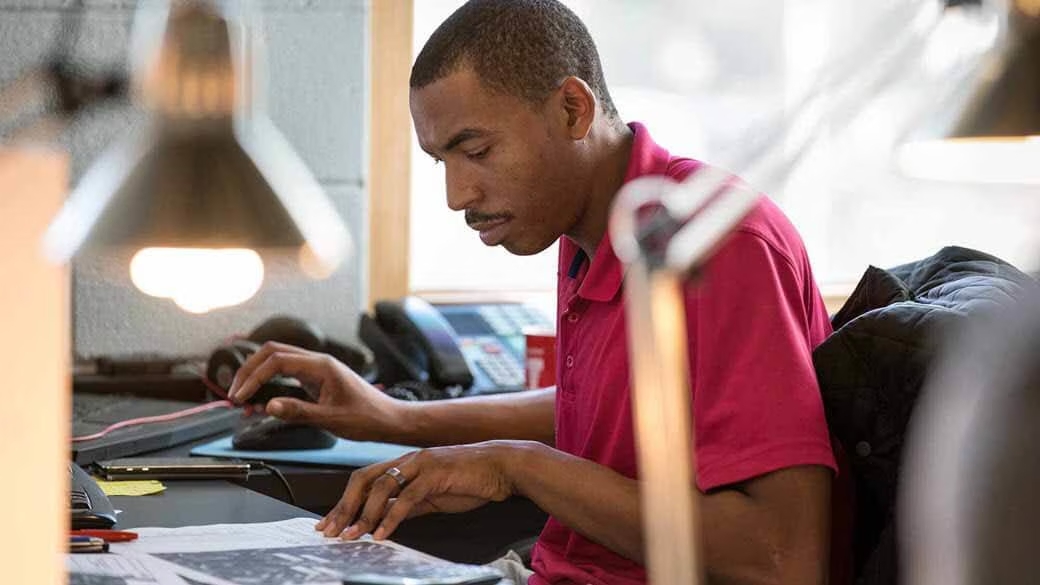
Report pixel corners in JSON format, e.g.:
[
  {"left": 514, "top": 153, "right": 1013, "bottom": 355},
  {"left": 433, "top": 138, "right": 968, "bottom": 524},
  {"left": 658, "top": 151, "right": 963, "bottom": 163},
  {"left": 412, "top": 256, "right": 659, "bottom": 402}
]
[
  {"left": 370, "top": 2, "right": 854, "bottom": 312},
  {"left": 368, "top": 0, "right": 414, "bottom": 307}
]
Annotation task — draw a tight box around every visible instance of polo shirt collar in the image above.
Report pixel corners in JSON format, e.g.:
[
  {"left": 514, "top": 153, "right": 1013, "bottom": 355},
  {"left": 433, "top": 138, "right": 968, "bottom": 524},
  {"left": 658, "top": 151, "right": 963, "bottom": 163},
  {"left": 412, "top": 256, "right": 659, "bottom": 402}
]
[{"left": 564, "top": 122, "right": 673, "bottom": 302}]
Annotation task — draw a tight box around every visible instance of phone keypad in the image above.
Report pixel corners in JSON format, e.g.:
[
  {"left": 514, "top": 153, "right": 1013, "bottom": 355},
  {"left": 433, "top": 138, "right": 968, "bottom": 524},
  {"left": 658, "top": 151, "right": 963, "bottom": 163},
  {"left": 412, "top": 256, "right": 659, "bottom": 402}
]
[
  {"left": 438, "top": 302, "right": 554, "bottom": 395},
  {"left": 477, "top": 305, "right": 553, "bottom": 336},
  {"left": 476, "top": 350, "right": 525, "bottom": 387}
]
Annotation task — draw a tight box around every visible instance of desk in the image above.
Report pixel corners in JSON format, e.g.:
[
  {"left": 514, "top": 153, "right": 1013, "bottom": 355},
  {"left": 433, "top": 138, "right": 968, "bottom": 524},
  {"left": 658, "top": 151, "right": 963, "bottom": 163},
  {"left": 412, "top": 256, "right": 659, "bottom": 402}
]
[
  {"left": 113, "top": 480, "right": 317, "bottom": 529},
  {"left": 149, "top": 433, "right": 549, "bottom": 564},
  {"left": 103, "top": 480, "right": 512, "bottom": 585}
]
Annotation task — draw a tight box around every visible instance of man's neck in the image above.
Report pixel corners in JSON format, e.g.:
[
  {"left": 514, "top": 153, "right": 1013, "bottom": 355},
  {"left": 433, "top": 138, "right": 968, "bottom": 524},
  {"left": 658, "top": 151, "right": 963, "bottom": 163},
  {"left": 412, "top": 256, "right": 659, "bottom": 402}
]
[{"left": 568, "top": 121, "right": 634, "bottom": 259}]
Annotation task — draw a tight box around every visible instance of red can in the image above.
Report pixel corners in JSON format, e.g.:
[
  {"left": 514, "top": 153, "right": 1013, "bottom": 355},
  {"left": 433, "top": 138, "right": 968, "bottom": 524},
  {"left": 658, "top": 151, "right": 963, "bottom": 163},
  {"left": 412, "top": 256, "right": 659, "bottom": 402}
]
[{"left": 524, "top": 330, "right": 557, "bottom": 389}]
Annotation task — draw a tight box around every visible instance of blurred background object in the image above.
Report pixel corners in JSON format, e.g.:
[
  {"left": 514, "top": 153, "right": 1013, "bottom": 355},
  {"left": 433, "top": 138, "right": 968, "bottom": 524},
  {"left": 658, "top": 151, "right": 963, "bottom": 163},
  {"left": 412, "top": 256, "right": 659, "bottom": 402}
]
[
  {"left": 0, "top": 0, "right": 368, "bottom": 359},
  {"left": 0, "top": 149, "right": 70, "bottom": 585},
  {"left": 600, "top": 1, "right": 1040, "bottom": 583},
  {"left": 410, "top": 0, "right": 1040, "bottom": 301},
  {"left": 0, "top": 7, "right": 126, "bottom": 143},
  {"left": 40, "top": 0, "right": 351, "bottom": 314},
  {"left": 897, "top": 0, "right": 1040, "bottom": 184},
  {"left": 610, "top": 171, "right": 762, "bottom": 585},
  {"left": 901, "top": 286, "right": 1040, "bottom": 585}
]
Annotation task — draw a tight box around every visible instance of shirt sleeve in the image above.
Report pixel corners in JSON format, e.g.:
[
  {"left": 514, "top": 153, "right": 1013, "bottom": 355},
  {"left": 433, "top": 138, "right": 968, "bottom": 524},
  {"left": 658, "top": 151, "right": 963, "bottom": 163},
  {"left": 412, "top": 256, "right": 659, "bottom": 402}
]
[{"left": 685, "top": 227, "right": 836, "bottom": 491}]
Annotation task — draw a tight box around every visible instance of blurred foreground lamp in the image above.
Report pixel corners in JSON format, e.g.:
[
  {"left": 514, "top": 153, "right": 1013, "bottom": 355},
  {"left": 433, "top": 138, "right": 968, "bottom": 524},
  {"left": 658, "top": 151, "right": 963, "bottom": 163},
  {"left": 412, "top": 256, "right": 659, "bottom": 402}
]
[
  {"left": 610, "top": 169, "right": 761, "bottom": 584},
  {"left": 42, "top": 0, "right": 351, "bottom": 313},
  {"left": 898, "top": 0, "right": 1040, "bottom": 184}
]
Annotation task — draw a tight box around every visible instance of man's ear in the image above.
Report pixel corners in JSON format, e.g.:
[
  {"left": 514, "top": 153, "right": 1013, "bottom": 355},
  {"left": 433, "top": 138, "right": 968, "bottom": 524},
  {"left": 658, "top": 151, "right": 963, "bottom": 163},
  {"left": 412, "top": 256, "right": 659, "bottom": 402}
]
[{"left": 557, "top": 76, "right": 597, "bottom": 140}]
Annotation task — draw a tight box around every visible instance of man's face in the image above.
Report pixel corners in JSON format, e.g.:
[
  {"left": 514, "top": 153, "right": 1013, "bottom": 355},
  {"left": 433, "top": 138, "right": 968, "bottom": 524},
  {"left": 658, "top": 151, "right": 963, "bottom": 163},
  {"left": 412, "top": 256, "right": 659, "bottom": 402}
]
[{"left": 410, "top": 67, "right": 586, "bottom": 256}]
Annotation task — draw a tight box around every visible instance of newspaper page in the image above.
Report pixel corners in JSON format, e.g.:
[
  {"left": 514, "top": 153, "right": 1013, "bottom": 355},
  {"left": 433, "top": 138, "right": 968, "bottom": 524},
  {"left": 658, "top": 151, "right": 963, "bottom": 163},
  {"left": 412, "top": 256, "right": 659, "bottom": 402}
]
[{"left": 111, "top": 517, "right": 504, "bottom": 585}]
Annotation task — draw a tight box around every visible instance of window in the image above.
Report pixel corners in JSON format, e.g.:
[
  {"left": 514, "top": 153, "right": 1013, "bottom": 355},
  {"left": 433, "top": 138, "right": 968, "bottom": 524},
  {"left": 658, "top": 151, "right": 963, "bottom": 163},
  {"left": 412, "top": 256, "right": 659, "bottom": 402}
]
[
  {"left": 409, "top": 0, "right": 558, "bottom": 295},
  {"left": 407, "top": 0, "right": 1040, "bottom": 297}
]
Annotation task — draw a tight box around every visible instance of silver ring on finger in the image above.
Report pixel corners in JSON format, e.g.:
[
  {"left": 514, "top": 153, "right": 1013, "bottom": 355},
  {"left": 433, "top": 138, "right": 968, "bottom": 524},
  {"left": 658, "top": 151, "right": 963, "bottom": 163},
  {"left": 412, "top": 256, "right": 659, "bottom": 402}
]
[{"left": 383, "top": 466, "right": 407, "bottom": 489}]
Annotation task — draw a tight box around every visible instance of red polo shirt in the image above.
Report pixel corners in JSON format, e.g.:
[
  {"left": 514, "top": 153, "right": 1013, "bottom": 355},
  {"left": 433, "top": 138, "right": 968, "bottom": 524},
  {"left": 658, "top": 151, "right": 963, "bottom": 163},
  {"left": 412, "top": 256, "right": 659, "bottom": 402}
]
[{"left": 528, "top": 123, "right": 839, "bottom": 585}]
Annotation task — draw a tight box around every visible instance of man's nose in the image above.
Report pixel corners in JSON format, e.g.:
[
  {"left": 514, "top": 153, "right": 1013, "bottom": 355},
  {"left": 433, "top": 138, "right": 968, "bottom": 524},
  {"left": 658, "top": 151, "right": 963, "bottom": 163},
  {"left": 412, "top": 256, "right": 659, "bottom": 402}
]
[{"left": 445, "top": 163, "right": 480, "bottom": 212}]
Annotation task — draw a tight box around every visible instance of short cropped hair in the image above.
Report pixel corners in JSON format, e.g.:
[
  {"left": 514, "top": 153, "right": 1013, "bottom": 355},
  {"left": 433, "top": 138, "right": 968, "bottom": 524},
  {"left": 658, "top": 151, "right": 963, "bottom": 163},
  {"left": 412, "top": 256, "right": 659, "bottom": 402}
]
[{"left": 410, "top": 0, "right": 619, "bottom": 121}]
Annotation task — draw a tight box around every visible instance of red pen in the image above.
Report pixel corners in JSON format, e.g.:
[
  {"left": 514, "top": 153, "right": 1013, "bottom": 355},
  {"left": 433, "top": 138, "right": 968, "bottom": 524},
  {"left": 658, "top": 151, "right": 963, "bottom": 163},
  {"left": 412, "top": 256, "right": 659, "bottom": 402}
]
[{"left": 70, "top": 529, "right": 139, "bottom": 542}]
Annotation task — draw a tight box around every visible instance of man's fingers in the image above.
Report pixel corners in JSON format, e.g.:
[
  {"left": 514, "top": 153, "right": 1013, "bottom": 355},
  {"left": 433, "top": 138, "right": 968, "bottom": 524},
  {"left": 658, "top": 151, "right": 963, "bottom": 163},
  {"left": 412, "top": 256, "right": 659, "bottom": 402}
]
[
  {"left": 266, "top": 397, "right": 321, "bottom": 423},
  {"left": 320, "top": 498, "right": 355, "bottom": 537},
  {"left": 373, "top": 481, "right": 427, "bottom": 540},
  {"left": 321, "top": 477, "right": 369, "bottom": 537},
  {"left": 321, "top": 491, "right": 361, "bottom": 537},
  {"left": 265, "top": 352, "right": 339, "bottom": 390},
  {"left": 318, "top": 454, "right": 419, "bottom": 539},
  {"left": 230, "top": 350, "right": 327, "bottom": 404},
  {"left": 321, "top": 461, "right": 398, "bottom": 537},
  {"left": 228, "top": 341, "right": 308, "bottom": 399},
  {"left": 342, "top": 473, "right": 401, "bottom": 539}
]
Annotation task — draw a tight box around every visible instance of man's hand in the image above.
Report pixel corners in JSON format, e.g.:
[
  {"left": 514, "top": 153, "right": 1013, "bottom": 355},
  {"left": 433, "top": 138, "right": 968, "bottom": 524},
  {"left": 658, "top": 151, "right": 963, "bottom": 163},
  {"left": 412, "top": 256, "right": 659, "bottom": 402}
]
[
  {"left": 316, "top": 441, "right": 517, "bottom": 541},
  {"left": 227, "top": 341, "right": 404, "bottom": 441}
]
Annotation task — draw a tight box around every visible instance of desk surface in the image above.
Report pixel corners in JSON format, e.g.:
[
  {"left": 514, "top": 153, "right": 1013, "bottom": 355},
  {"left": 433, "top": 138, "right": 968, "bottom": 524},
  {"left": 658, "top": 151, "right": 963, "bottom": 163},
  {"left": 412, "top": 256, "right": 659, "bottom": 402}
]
[
  {"left": 152, "top": 430, "right": 549, "bottom": 564},
  {"left": 114, "top": 480, "right": 318, "bottom": 529},
  {"left": 107, "top": 480, "right": 512, "bottom": 585}
]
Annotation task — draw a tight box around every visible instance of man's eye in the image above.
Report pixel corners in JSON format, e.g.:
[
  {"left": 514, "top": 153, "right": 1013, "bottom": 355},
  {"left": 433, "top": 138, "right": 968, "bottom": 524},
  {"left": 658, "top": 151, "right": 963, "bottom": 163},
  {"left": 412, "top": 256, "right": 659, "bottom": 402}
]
[{"left": 467, "top": 147, "right": 490, "bottom": 160}]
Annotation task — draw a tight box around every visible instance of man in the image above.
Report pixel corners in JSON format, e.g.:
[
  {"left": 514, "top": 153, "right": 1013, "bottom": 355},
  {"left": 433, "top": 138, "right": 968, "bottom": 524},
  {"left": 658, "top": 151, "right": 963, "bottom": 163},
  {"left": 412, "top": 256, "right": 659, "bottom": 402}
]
[{"left": 229, "top": 1, "right": 844, "bottom": 583}]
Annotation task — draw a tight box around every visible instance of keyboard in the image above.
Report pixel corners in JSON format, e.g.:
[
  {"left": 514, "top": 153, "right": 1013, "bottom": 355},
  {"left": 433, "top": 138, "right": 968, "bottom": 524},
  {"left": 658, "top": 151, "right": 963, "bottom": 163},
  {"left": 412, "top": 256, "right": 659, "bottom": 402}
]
[
  {"left": 72, "top": 393, "right": 239, "bottom": 465},
  {"left": 70, "top": 462, "right": 116, "bottom": 529}
]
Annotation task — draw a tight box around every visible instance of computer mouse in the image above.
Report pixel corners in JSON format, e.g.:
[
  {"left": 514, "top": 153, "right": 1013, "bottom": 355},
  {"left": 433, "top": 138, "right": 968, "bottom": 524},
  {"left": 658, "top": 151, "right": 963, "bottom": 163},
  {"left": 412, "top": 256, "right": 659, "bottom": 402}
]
[
  {"left": 232, "top": 416, "right": 338, "bottom": 451},
  {"left": 243, "top": 376, "right": 314, "bottom": 405}
]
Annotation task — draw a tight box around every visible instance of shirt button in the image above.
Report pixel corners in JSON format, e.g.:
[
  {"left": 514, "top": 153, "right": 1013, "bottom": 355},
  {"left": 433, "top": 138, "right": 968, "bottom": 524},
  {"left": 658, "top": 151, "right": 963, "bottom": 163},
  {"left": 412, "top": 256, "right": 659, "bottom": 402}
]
[
  {"left": 565, "top": 355, "right": 575, "bottom": 368},
  {"left": 567, "top": 312, "right": 580, "bottom": 323}
]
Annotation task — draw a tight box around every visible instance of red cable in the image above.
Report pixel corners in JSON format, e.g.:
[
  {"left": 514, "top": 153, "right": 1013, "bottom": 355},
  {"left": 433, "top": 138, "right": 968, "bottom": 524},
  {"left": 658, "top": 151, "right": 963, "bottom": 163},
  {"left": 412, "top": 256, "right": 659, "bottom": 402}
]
[
  {"left": 198, "top": 373, "right": 231, "bottom": 400},
  {"left": 71, "top": 375, "right": 238, "bottom": 443}
]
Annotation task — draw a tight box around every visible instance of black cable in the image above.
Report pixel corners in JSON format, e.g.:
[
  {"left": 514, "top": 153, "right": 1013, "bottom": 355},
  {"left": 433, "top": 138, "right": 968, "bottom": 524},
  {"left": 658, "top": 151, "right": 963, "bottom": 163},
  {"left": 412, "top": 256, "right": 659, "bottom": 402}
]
[{"left": 249, "top": 462, "right": 297, "bottom": 507}]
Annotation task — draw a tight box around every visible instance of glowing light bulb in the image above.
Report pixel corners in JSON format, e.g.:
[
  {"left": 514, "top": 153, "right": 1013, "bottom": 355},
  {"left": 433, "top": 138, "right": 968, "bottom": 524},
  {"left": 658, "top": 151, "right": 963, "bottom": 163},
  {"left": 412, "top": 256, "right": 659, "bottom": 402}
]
[{"left": 129, "top": 248, "right": 264, "bottom": 313}]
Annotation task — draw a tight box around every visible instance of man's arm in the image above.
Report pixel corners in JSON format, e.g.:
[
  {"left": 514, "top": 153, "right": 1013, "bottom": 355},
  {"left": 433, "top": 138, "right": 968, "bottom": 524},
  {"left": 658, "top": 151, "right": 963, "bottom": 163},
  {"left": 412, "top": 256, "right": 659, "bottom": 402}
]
[
  {"left": 395, "top": 387, "right": 556, "bottom": 446},
  {"left": 228, "top": 341, "right": 556, "bottom": 446},
  {"left": 509, "top": 442, "right": 831, "bottom": 585},
  {"left": 329, "top": 440, "right": 831, "bottom": 585}
]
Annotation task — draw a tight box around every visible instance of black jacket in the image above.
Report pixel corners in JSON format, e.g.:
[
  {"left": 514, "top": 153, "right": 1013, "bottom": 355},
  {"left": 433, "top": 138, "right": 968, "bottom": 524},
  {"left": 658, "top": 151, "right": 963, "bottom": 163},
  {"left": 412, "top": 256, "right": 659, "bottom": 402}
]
[{"left": 813, "top": 246, "right": 1037, "bottom": 585}]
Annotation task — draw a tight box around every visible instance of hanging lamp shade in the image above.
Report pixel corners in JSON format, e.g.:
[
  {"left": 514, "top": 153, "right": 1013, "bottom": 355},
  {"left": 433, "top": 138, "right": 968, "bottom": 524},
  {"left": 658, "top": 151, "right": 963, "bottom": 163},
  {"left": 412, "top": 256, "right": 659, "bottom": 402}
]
[
  {"left": 898, "top": 0, "right": 1040, "bottom": 184},
  {"left": 43, "top": 0, "right": 351, "bottom": 309},
  {"left": 950, "top": 3, "right": 1039, "bottom": 140}
]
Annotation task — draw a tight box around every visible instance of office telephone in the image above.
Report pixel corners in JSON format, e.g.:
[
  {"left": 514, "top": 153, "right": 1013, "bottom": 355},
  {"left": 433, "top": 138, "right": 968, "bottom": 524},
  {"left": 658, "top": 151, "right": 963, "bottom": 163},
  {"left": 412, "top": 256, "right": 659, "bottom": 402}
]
[{"left": 359, "top": 297, "right": 553, "bottom": 396}]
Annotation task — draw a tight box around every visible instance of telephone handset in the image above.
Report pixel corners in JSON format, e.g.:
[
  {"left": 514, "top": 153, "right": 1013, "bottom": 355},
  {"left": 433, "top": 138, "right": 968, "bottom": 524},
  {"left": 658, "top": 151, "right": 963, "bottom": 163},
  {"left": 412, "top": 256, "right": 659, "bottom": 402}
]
[
  {"left": 206, "top": 315, "right": 377, "bottom": 394},
  {"left": 359, "top": 297, "right": 474, "bottom": 392}
]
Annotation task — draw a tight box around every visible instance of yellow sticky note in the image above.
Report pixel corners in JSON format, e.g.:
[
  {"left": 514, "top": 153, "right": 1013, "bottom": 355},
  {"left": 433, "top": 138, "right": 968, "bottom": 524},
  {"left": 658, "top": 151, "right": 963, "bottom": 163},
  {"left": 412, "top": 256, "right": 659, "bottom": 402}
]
[{"left": 96, "top": 479, "right": 166, "bottom": 497}]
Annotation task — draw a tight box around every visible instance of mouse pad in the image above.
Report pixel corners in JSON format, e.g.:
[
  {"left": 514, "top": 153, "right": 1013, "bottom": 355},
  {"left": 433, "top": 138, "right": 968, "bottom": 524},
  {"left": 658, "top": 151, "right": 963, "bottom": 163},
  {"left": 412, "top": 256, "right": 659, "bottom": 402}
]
[{"left": 191, "top": 436, "right": 418, "bottom": 468}]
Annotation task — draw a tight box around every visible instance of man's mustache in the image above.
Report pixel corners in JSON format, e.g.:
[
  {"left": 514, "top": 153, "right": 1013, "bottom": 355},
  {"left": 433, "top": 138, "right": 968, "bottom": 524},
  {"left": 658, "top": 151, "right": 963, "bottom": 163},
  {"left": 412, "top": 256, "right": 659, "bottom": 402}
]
[{"left": 465, "top": 210, "right": 511, "bottom": 226}]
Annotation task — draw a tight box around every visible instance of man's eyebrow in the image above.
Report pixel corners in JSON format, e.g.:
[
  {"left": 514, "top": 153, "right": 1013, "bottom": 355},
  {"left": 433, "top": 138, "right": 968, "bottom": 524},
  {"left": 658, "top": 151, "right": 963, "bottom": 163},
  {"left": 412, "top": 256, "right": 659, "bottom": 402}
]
[{"left": 440, "top": 128, "right": 489, "bottom": 153}]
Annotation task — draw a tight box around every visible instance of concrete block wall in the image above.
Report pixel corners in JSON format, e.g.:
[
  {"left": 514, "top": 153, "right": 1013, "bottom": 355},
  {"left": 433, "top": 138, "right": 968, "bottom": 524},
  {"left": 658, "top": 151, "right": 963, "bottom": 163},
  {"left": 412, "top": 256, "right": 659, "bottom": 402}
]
[{"left": 0, "top": 0, "right": 370, "bottom": 359}]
